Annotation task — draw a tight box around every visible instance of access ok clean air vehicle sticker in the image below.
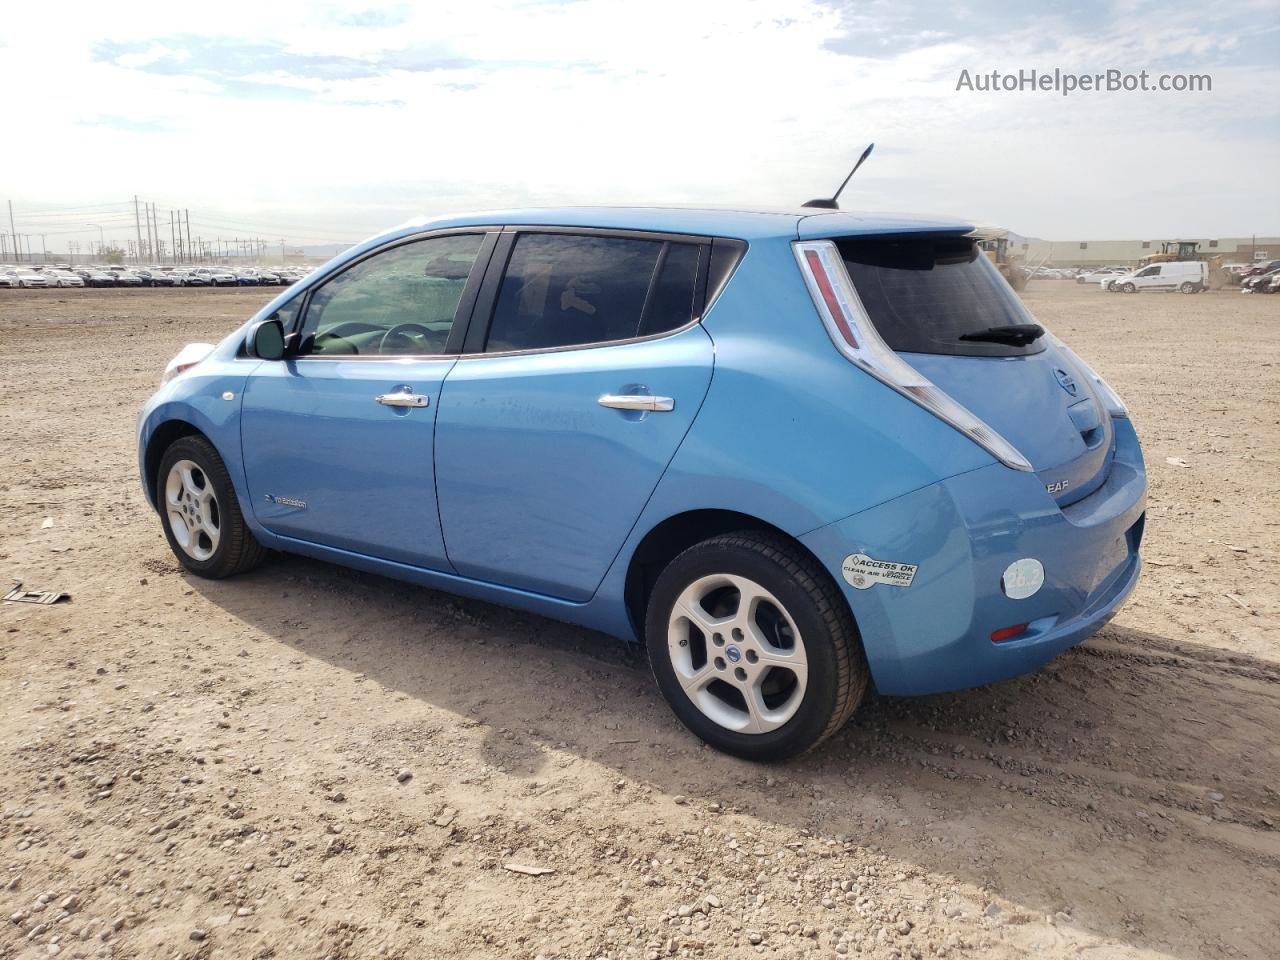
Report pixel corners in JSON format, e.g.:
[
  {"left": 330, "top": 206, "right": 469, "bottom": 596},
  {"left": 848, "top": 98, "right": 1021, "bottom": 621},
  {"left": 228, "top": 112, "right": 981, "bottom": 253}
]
[{"left": 841, "top": 554, "right": 919, "bottom": 589}]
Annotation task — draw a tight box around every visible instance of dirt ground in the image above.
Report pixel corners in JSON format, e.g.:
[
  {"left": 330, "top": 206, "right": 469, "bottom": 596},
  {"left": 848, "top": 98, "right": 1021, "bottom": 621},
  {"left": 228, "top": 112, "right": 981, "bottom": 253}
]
[{"left": 1, "top": 281, "right": 1277, "bottom": 960}]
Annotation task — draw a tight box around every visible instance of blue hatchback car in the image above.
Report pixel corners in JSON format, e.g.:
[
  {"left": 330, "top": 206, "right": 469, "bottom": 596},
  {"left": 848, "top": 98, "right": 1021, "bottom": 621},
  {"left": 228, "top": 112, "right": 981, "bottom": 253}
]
[{"left": 138, "top": 207, "right": 1145, "bottom": 759}]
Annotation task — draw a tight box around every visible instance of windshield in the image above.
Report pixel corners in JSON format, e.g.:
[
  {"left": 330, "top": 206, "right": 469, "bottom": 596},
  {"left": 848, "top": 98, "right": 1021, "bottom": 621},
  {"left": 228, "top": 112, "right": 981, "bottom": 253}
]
[{"left": 837, "top": 234, "right": 1044, "bottom": 358}]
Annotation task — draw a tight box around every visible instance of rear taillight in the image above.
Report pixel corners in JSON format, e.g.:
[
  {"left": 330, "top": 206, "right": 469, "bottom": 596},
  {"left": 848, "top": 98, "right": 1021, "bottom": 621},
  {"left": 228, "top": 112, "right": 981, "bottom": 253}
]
[{"left": 793, "top": 240, "right": 1033, "bottom": 472}]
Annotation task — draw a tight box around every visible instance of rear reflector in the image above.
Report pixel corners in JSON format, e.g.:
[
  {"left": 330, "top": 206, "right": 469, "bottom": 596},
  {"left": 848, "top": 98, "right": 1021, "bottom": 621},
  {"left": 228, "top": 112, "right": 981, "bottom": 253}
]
[
  {"left": 793, "top": 240, "right": 1033, "bottom": 472},
  {"left": 990, "top": 624, "right": 1029, "bottom": 643}
]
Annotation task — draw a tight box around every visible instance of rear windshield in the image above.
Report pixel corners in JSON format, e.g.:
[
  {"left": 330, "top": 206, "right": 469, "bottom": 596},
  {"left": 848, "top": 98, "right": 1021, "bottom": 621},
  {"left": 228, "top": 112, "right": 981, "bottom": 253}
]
[{"left": 837, "top": 234, "right": 1043, "bottom": 358}]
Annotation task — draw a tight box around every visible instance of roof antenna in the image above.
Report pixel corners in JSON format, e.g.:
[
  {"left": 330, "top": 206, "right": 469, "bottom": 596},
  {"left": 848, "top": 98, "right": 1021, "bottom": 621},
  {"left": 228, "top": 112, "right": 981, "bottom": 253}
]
[{"left": 802, "top": 143, "right": 875, "bottom": 210}]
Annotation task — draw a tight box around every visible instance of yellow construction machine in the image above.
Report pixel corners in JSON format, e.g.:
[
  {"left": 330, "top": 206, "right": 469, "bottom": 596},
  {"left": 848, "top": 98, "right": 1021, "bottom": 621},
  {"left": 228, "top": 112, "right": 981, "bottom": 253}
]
[
  {"left": 970, "top": 226, "right": 1030, "bottom": 291},
  {"left": 1138, "top": 240, "right": 1227, "bottom": 288}
]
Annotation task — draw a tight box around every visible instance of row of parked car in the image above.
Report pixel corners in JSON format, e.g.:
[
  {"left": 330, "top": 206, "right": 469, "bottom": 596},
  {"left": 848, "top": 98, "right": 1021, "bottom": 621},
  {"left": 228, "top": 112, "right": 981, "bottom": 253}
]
[
  {"left": 0, "top": 264, "right": 314, "bottom": 289},
  {"left": 1234, "top": 261, "right": 1280, "bottom": 294},
  {"left": 1071, "top": 260, "right": 1280, "bottom": 294}
]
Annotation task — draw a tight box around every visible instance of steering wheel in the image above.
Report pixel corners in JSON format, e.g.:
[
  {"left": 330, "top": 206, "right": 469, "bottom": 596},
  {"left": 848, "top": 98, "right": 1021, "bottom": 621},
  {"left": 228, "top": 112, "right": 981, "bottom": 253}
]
[
  {"left": 311, "top": 331, "right": 359, "bottom": 355},
  {"left": 378, "top": 322, "right": 432, "bottom": 354},
  {"left": 312, "top": 320, "right": 385, "bottom": 356}
]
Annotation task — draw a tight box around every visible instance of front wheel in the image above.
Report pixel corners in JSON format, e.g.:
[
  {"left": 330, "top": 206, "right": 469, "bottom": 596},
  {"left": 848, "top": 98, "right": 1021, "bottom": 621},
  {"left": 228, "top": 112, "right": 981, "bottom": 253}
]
[
  {"left": 157, "top": 435, "right": 266, "bottom": 578},
  {"left": 1122, "top": 282, "right": 1137, "bottom": 293},
  {"left": 646, "top": 532, "right": 867, "bottom": 761}
]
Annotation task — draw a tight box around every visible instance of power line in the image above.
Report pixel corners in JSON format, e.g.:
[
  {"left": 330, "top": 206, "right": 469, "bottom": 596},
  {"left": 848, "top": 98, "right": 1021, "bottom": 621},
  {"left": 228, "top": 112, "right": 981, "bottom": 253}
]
[
  {"left": 15, "top": 201, "right": 133, "bottom": 217},
  {"left": 4, "top": 195, "right": 370, "bottom": 264}
]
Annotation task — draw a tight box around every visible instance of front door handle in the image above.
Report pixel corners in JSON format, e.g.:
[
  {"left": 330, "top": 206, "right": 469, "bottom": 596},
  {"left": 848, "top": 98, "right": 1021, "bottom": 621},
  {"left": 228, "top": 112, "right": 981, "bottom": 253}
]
[
  {"left": 376, "top": 388, "right": 429, "bottom": 408},
  {"left": 598, "top": 394, "right": 675, "bottom": 412}
]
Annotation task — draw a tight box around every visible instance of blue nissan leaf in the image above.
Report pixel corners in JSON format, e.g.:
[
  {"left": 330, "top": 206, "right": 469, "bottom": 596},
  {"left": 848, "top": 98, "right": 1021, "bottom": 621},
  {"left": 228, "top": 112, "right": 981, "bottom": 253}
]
[{"left": 138, "top": 207, "right": 1145, "bottom": 760}]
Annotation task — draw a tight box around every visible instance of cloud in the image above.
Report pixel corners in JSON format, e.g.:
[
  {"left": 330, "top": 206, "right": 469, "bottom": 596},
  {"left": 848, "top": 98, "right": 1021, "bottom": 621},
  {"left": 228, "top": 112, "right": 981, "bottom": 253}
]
[
  {"left": 0, "top": 0, "right": 1274, "bottom": 248},
  {"left": 94, "top": 36, "right": 387, "bottom": 83}
]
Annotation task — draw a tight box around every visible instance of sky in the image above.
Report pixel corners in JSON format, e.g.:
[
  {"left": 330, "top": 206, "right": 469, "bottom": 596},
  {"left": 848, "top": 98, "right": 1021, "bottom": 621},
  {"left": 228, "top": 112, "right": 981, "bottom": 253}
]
[{"left": 1, "top": 0, "right": 1277, "bottom": 252}]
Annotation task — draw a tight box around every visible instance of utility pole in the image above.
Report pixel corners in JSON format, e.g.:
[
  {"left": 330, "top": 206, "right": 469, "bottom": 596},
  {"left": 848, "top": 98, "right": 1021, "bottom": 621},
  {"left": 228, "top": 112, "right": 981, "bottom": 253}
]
[
  {"left": 134, "top": 196, "right": 144, "bottom": 264},
  {"left": 169, "top": 210, "right": 176, "bottom": 264},
  {"left": 8, "top": 200, "right": 18, "bottom": 263},
  {"left": 184, "top": 210, "right": 192, "bottom": 265},
  {"left": 86, "top": 222, "right": 104, "bottom": 258}
]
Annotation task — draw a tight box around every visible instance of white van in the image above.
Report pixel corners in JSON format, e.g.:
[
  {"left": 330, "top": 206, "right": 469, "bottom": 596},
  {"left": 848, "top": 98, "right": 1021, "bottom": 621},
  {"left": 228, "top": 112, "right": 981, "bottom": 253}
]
[{"left": 1106, "top": 260, "right": 1208, "bottom": 294}]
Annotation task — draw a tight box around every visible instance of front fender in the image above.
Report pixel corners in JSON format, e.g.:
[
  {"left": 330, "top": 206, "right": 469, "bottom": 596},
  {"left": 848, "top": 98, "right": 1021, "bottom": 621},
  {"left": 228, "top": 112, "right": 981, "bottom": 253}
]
[{"left": 137, "top": 358, "right": 260, "bottom": 515}]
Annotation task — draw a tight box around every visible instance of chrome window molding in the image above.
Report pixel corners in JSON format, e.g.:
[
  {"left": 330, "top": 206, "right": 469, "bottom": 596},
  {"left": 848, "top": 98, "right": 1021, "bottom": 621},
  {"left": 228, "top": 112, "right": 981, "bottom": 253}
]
[{"left": 456, "top": 315, "right": 707, "bottom": 361}]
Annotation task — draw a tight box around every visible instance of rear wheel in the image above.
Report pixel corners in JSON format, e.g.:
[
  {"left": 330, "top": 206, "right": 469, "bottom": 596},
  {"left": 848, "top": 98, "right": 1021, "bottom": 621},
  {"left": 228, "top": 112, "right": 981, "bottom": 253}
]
[
  {"left": 1179, "top": 281, "right": 1195, "bottom": 294},
  {"left": 157, "top": 436, "right": 265, "bottom": 578},
  {"left": 646, "top": 532, "right": 867, "bottom": 761}
]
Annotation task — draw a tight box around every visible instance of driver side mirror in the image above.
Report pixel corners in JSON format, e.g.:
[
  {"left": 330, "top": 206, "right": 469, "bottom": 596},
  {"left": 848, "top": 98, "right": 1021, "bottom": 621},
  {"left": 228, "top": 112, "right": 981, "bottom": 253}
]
[{"left": 248, "top": 317, "right": 286, "bottom": 360}]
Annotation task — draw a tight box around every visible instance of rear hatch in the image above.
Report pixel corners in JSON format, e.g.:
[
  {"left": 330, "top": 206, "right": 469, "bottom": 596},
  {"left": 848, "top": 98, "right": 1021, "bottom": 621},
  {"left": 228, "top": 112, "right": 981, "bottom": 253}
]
[{"left": 835, "top": 233, "right": 1113, "bottom": 506}]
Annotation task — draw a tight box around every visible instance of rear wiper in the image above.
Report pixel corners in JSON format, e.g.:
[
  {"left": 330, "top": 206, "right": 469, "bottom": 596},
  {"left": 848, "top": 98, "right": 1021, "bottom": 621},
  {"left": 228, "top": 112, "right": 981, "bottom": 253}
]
[{"left": 958, "top": 323, "right": 1045, "bottom": 346}]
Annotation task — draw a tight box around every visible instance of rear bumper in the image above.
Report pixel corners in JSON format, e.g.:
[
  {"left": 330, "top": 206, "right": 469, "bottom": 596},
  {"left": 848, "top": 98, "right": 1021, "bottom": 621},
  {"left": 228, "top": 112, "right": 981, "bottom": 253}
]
[{"left": 801, "top": 418, "right": 1146, "bottom": 696}]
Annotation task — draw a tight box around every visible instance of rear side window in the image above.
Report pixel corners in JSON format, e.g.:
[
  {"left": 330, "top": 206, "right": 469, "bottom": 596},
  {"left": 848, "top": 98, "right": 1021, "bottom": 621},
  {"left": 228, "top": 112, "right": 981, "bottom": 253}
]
[
  {"left": 485, "top": 233, "right": 701, "bottom": 352},
  {"left": 639, "top": 242, "right": 701, "bottom": 338},
  {"left": 837, "top": 235, "right": 1043, "bottom": 358}
]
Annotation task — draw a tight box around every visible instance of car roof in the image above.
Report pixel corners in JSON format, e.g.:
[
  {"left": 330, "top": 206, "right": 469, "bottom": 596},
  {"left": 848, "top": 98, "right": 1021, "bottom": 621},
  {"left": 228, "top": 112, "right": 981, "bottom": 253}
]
[{"left": 394, "top": 206, "right": 974, "bottom": 242}]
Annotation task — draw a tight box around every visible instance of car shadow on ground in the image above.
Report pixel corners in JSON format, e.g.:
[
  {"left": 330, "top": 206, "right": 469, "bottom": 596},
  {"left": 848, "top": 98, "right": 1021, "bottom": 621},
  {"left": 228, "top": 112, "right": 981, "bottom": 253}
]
[{"left": 190, "top": 552, "right": 1280, "bottom": 959}]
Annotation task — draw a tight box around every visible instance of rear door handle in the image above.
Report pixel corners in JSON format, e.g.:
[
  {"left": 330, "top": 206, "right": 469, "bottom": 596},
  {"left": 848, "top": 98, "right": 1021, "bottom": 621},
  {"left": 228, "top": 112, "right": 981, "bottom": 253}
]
[
  {"left": 376, "top": 388, "right": 429, "bottom": 408},
  {"left": 598, "top": 394, "right": 675, "bottom": 412}
]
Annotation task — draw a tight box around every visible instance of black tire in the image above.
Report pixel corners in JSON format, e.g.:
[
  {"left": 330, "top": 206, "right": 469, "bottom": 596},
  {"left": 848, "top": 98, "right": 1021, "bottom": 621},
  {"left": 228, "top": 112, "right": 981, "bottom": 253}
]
[
  {"left": 645, "top": 531, "right": 867, "bottom": 761},
  {"left": 1179, "top": 281, "right": 1195, "bottom": 294},
  {"left": 1122, "top": 282, "right": 1136, "bottom": 293},
  {"left": 156, "top": 435, "right": 266, "bottom": 578}
]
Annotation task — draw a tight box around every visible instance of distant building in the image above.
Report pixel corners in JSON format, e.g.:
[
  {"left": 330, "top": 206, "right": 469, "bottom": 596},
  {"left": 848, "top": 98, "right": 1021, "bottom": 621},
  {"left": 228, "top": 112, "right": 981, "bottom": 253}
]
[{"left": 1015, "top": 236, "right": 1279, "bottom": 268}]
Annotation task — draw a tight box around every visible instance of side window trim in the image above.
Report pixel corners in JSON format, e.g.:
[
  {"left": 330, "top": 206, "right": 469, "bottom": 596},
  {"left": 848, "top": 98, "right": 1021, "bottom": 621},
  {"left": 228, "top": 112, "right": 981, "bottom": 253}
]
[
  {"left": 287, "top": 228, "right": 499, "bottom": 361},
  {"left": 445, "top": 231, "right": 500, "bottom": 354},
  {"left": 635, "top": 242, "right": 672, "bottom": 336},
  {"left": 463, "top": 231, "right": 516, "bottom": 354},
  {"left": 462, "top": 226, "right": 720, "bottom": 357}
]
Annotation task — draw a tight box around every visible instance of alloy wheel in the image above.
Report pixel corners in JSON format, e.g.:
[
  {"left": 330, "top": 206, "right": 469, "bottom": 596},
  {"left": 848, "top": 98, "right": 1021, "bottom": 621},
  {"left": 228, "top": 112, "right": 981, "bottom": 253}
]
[
  {"left": 667, "top": 574, "right": 808, "bottom": 734},
  {"left": 164, "top": 459, "right": 221, "bottom": 561}
]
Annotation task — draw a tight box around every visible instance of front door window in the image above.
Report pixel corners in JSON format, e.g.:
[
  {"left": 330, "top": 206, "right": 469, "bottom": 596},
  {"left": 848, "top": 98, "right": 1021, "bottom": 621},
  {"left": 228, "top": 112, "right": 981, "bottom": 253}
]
[{"left": 299, "top": 234, "right": 485, "bottom": 356}]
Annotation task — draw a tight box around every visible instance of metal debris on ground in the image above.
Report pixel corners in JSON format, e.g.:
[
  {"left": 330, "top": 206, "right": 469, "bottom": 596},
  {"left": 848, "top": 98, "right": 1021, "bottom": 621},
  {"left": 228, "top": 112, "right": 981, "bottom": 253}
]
[
  {"left": 503, "top": 863, "right": 555, "bottom": 876},
  {"left": 3, "top": 583, "right": 70, "bottom": 605}
]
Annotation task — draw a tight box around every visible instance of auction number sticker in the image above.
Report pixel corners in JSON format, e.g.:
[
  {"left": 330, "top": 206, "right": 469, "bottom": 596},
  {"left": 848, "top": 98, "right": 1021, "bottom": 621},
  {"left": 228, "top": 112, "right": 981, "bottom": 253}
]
[{"left": 841, "top": 553, "right": 918, "bottom": 590}]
